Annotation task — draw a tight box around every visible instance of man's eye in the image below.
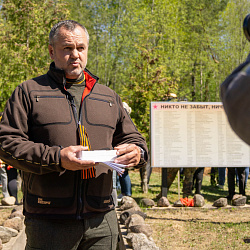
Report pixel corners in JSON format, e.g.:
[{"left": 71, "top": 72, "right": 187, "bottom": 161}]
[
  {"left": 78, "top": 47, "right": 85, "bottom": 51},
  {"left": 64, "top": 47, "right": 71, "bottom": 50}
]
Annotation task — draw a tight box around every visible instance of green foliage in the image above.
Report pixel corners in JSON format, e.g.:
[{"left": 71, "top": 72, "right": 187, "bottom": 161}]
[
  {"left": 1, "top": 0, "right": 250, "bottom": 141},
  {"left": 219, "top": 0, "right": 250, "bottom": 72},
  {"left": 123, "top": 45, "right": 178, "bottom": 143},
  {"left": 0, "top": 0, "right": 70, "bottom": 110},
  {"left": 119, "top": 0, "right": 230, "bottom": 143},
  {"left": 68, "top": 0, "right": 131, "bottom": 92}
]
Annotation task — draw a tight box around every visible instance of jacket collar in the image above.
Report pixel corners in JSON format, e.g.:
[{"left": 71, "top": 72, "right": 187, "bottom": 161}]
[
  {"left": 47, "top": 62, "right": 65, "bottom": 86},
  {"left": 47, "top": 62, "right": 99, "bottom": 92}
]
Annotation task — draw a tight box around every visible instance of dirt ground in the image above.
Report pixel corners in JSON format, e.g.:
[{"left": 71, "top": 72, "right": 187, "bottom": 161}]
[
  {"left": 0, "top": 208, "right": 13, "bottom": 225},
  {"left": 145, "top": 207, "right": 250, "bottom": 249}
]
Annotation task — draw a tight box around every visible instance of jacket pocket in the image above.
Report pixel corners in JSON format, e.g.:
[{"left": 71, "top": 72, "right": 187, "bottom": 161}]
[
  {"left": 84, "top": 170, "right": 114, "bottom": 211},
  {"left": 26, "top": 193, "right": 75, "bottom": 208},
  {"left": 26, "top": 172, "right": 76, "bottom": 208},
  {"left": 84, "top": 195, "right": 113, "bottom": 211},
  {"left": 84, "top": 95, "right": 117, "bottom": 129},
  {"left": 31, "top": 91, "right": 72, "bottom": 126}
]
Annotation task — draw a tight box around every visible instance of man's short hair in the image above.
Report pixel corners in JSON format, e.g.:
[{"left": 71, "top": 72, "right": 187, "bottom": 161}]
[{"left": 49, "top": 20, "right": 89, "bottom": 46}]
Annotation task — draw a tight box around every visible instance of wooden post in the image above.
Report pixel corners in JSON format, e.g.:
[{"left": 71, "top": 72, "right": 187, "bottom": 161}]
[
  {"left": 161, "top": 168, "right": 168, "bottom": 197},
  {"left": 178, "top": 170, "right": 180, "bottom": 199}
]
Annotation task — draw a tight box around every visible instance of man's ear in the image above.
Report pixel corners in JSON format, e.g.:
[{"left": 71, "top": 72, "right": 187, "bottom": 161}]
[{"left": 48, "top": 44, "right": 54, "bottom": 60}]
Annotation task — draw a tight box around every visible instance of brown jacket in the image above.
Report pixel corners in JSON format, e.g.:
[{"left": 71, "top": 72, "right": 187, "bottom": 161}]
[{"left": 0, "top": 63, "right": 148, "bottom": 218}]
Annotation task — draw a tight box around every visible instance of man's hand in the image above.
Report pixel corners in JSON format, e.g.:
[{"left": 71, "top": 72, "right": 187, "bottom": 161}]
[
  {"left": 60, "top": 146, "right": 96, "bottom": 171},
  {"left": 114, "top": 144, "right": 140, "bottom": 168}
]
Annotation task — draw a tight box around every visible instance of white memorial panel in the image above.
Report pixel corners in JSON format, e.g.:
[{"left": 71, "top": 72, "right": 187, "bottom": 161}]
[{"left": 151, "top": 102, "right": 250, "bottom": 167}]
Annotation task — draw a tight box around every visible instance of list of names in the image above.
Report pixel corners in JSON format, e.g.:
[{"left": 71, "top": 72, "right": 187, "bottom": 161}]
[{"left": 151, "top": 102, "right": 250, "bottom": 168}]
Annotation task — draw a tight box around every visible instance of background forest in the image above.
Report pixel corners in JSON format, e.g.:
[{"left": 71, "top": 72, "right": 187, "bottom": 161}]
[{"left": 0, "top": 0, "right": 250, "bottom": 144}]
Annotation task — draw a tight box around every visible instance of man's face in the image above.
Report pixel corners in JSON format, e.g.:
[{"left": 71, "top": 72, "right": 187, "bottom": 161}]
[{"left": 49, "top": 26, "right": 88, "bottom": 79}]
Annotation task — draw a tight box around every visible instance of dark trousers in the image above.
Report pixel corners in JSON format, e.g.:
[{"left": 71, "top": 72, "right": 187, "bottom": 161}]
[
  {"left": 6, "top": 167, "right": 18, "bottom": 204},
  {"left": 228, "top": 167, "right": 246, "bottom": 198},
  {"left": 193, "top": 167, "right": 204, "bottom": 194},
  {"left": 119, "top": 169, "right": 132, "bottom": 196},
  {"left": 210, "top": 167, "right": 218, "bottom": 186},
  {"left": 25, "top": 209, "right": 119, "bottom": 250}
]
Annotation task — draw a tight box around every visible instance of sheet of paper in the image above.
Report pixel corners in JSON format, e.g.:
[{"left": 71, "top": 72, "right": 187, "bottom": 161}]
[
  {"left": 77, "top": 150, "right": 126, "bottom": 175},
  {"left": 78, "top": 150, "right": 118, "bottom": 162},
  {"left": 103, "top": 162, "right": 126, "bottom": 176}
]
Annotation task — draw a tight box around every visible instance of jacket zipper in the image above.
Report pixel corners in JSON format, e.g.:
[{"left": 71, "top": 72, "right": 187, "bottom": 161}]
[
  {"left": 76, "top": 172, "right": 83, "bottom": 219},
  {"left": 88, "top": 97, "right": 113, "bottom": 107},
  {"left": 35, "top": 95, "right": 65, "bottom": 102},
  {"left": 66, "top": 93, "right": 83, "bottom": 219},
  {"left": 65, "top": 73, "right": 98, "bottom": 219}
]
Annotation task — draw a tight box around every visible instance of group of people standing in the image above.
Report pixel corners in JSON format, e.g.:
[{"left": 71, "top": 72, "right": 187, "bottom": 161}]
[
  {"left": 192, "top": 167, "right": 248, "bottom": 200},
  {"left": 160, "top": 166, "right": 249, "bottom": 201},
  {"left": 210, "top": 167, "right": 248, "bottom": 200}
]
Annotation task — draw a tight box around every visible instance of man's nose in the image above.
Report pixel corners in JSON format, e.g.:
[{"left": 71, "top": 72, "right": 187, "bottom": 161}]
[{"left": 71, "top": 49, "right": 79, "bottom": 58}]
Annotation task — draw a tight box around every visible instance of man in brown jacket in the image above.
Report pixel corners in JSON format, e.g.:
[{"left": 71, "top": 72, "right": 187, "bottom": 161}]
[{"left": 0, "top": 20, "right": 148, "bottom": 249}]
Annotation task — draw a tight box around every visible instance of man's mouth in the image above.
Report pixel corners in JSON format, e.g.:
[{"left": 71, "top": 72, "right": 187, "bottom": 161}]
[{"left": 71, "top": 62, "right": 79, "bottom": 67}]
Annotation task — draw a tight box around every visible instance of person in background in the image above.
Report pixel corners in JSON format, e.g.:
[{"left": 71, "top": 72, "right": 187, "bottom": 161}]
[
  {"left": 210, "top": 167, "right": 219, "bottom": 186},
  {"left": 167, "top": 168, "right": 197, "bottom": 198},
  {"left": 0, "top": 113, "right": 10, "bottom": 200},
  {"left": 227, "top": 167, "right": 246, "bottom": 201},
  {"left": 6, "top": 166, "right": 19, "bottom": 205},
  {"left": 0, "top": 159, "right": 10, "bottom": 199},
  {"left": 218, "top": 167, "right": 226, "bottom": 190},
  {"left": 139, "top": 159, "right": 150, "bottom": 192},
  {"left": 111, "top": 171, "right": 118, "bottom": 207},
  {"left": 236, "top": 167, "right": 249, "bottom": 188},
  {"left": 192, "top": 167, "right": 204, "bottom": 195},
  {"left": 117, "top": 102, "right": 133, "bottom": 199},
  {"left": 118, "top": 170, "right": 132, "bottom": 198},
  {"left": 0, "top": 20, "right": 148, "bottom": 249}
]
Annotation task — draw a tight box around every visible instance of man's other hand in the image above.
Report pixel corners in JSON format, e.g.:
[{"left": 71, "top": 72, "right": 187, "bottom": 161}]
[{"left": 114, "top": 144, "right": 140, "bottom": 168}]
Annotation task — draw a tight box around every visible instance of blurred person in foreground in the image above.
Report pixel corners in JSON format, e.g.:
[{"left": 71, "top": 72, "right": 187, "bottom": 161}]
[
  {"left": 220, "top": 17, "right": 250, "bottom": 202},
  {"left": 220, "top": 52, "right": 248, "bottom": 200},
  {"left": 221, "top": 53, "right": 250, "bottom": 145},
  {"left": 0, "top": 20, "right": 148, "bottom": 249},
  {"left": 221, "top": 14, "right": 250, "bottom": 146}
]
